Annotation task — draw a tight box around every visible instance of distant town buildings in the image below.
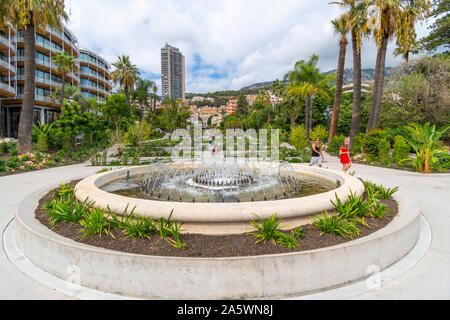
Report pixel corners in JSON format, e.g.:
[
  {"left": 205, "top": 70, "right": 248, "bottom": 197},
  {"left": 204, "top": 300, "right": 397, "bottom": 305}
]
[{"left": 161, "top": 43, "right": 185, "bottom": 100}]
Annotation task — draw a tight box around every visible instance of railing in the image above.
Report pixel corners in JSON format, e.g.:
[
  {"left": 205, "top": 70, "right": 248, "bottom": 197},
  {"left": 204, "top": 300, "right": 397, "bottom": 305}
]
[
  {"left": 0, "top": 82, "right": 15, "bottom": 95},
  {"left": 0, "top": 59, "right": 15, "bottom": 73},
  {"left": 46, "top": 27, "right": 79, "bottom": 55},
  {"left": 79, "top": 69, "right": 109, "bottom": 84},
  {"left": 0, "top": 35, "right": 15, "bottom": 51},
  {"left": 16, "top": 93, "right": 54, "bottom": 104},
  {"left": 79, "top": 56, "right": 108, "bottom": 71},
  {"left": 80, "top": 82, "right": 108, "bottom": 95},
  {"left": 16, "top": 75, "right": 62, "bottom": 88}
]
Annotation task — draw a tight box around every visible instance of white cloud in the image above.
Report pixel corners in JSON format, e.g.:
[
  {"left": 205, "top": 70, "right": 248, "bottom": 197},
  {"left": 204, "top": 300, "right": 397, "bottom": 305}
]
[{"left": 67, "top": 0, "right": 432, "bottom": 94}]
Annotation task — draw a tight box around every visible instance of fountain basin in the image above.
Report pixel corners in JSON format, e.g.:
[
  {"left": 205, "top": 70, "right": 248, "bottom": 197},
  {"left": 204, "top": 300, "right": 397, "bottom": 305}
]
[{"left": 75, "top": 162, "right": 364, "bottom": 235}]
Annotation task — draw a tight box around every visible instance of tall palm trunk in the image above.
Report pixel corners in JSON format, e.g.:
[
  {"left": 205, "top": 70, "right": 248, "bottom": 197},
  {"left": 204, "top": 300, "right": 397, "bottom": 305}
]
[
  {"left": 61, "top": 75, "right": 66, "bottom": 107},
  {"left": 367, "top": 34, "right": 389, "bottom": 133},
  {"left": 304, "top": 96, "right": 310, "bottom": 138},
  {"left": 350, "top": 29, "right": 362, "bottom": 149},
  {"left": 329, "top": 38, "right": 347, "bottom": 143},
  {"left": 124, "top": 86, "right": 130, "bottom": 105},
  {"left": 17, "top": 16, "right": 36, "bottom": 154},
  {"left": 309, "top": 93, "right": 315, "bottom": 140}
]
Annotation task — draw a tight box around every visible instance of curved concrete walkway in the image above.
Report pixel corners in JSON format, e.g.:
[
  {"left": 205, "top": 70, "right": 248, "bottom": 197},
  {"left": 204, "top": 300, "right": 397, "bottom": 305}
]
[{"left": 0, "top": 156, "right": 449, "bottom": 300}]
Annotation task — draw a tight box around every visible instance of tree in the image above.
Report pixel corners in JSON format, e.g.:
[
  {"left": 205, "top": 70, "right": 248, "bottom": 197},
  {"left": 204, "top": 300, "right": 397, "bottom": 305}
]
[
  {"left": 111, "top": 55, "right": 140, "bottom": 106},
  {"left": 285, "top": 83, "right": 312, "bottom": 128},
  {"left": 152, "top": 83, "right": 159, "bottom": 112},
  {"left": 365, "top": 0, "right": 431, "bottom": 133},
  {"left": 50, "top": 84, "right": 88, "bottom": 110},
  {"left": 330, "top": 0, "right": 370, "bottom": 149},
  {"left": 420, "top": 0, "right": 450, "bottom": 53},
  {"left": 52, "top": 50, "right": 77, "bottom": 106},
  {"left": 130, "top": 78, "right": 155, "bottom": 116},
  {"left": 329, "top": 14, "right": 351, "bottom": 142},
  {"left": 271, "top": 79, "right": 285, "bottom": 113},
  {"left": 0, "top": 0, "right": 68, "bottom": 154},
  {"left": 102, "top": 93, "right": 136, "bottom": 132},
  {"left": 236, "top": 93, "right": 250, "bottom": 117}
]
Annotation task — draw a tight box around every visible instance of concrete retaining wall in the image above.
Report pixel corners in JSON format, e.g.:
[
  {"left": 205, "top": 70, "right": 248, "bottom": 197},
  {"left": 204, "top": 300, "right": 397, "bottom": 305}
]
[{"left": 15, "top": 184, "right": 421, "bottom": 299}]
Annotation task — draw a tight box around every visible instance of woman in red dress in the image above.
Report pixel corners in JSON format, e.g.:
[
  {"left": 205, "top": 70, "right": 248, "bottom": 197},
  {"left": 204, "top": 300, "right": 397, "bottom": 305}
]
[{"left": 339, "top": 139, "right": 352, "bottom": 173}]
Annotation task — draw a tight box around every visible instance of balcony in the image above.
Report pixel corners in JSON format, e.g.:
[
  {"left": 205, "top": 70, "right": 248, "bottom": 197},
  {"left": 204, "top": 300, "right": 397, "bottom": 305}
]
[
  {"left": 79, "top": 56, "right": 109, "bottom": 72},
  {"left": 16, "top": 93, "right": 55, "bottom": 104},
  {"left": 80, "top": 82, "right": 108, "bottom": 96},
  {"left": 0, "top": 35, "right": 15, "bottom": 52},
  {"left": 0, "top": 59, "right": 15, "bottom": 75},
  {"left": 0, "top": 82, "right": 15, "bottom": 97},
  {"left": 16, "top": 74, "right": 62, "bottom": 88},
  {"left": 46, "top": 26, "right": 79, "bottom": 56},
  {"left": 79, "top": 69, "right": 110, "bottom": 86}
]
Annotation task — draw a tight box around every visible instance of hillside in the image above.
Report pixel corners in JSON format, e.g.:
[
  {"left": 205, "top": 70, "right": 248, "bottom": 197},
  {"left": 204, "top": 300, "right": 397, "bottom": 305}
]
[{"left": 239, "top": 67, "right": 393, "bottom": 91}]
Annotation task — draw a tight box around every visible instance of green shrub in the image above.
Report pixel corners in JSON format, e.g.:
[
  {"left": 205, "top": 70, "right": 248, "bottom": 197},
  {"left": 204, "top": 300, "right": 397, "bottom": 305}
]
[
  {"left": 435, "top": 152, "right": 450, "bottom": 170},
  {"left": 248, "top": 214, "right": 285, "bottom": 245},
  {"left": 378, "top": 138, "right": 391, "bottom": 165},
  {"left": 311, "top": 125, "right": 328, "bottom": 143},
  {"left": 392, "top": 136, "right": 410, "bottom": 166},
  {"left": 313, "top": 212, "right": 360, "bottom": 239},
  {"left": 327, "top": 135, "right": 346, "bottom": 156},
  {"left": 351, "top": 133, "right": 366, "bottom": 156},
  {"left": 78, "top": 207, "right": 115, "bottom": 240},
  {"left": 292, "top": 227, "right": 305, "bottom": 239},
  {"left": 290, "top": 125, "right": 309, "bottom": 152},
  {"left": 361, "top": 129, "right": 386, "bottom": 158},
  {"left": 10, "top": 147, "right": 18, "bottom": 156},
  {"left": 275, "top": 232, "right": 298, "bottom": 249},
  {"left": 6, "top": 156, "right": 20, "bottom": 169},
  {"left": 124, "top": 216, "right": 157, "bottom": 240}
]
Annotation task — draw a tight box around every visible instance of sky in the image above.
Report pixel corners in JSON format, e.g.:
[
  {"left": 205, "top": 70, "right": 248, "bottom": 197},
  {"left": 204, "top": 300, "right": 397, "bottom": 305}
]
[{"left": 67, "top": 0, "right": 433, "bottom": 94}]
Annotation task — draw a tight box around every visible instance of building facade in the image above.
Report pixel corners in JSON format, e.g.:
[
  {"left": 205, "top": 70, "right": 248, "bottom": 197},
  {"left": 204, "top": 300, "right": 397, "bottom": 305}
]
[
  {"left": 0, "top": 24, "right": 111, "bottom": 138},
  {"left": 161, "top": 43, "right": 185, "bottom": 101}
]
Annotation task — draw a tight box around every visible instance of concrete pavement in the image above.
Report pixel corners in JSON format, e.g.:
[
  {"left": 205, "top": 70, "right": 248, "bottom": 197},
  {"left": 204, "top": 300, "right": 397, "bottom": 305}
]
[{"left": 1, "top": 156, "right": 449, "bottom": 299}]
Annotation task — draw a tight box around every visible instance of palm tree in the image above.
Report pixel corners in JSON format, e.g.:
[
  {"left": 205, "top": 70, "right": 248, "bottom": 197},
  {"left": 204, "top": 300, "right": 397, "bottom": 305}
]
[
  {"left": 0, "top": 0, "right": 68, "bottom": 154},
  {"left": 271, "top": 79, "right": 285, "bottom": 114},
  {"left": 111, "top": 55, "right": 140, "bottom": 106},
  {"left": 365, "top": 0, "right": 431, "bottom": 133},
  {"left": 328, "top": 14, "right": 351, "bottom": 143},
  {"left": 131, "top": 78, "right": 155, "bottom": 115},
  {"left": 285, "top": 55, "right": 332, "bottom": 140},
  {"left": 50, "top": 84, "right": 88, "bottom": 109},
  {"left": 286, "top": 83, "right": 312, "bottom": 128},
  {"left": 52, "top": 50, "right": 77, "bottom": 106},
  {"left": 152, "top": 83, "right": 158, "bottom": 112},
  {"left": 330, "top": 0, "right": 369, "bottom": 149}
]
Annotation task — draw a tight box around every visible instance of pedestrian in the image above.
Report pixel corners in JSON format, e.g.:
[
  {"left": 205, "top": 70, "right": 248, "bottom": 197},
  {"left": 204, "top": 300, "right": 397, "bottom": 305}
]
[
  {"left": 340, "top": 138, "right": 352, "bottom": 173},
  {"left": 209, "top": 136, "right": 218, "bottom": 155},
  {"left": 310, "top": 138, "right": 324, "bottom": 168}
]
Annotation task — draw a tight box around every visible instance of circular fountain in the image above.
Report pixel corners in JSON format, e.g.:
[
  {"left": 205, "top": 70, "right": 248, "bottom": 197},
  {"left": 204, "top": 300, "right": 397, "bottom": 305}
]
[{"left": 75, "top": 160, "right": 365, "bottom": 234}]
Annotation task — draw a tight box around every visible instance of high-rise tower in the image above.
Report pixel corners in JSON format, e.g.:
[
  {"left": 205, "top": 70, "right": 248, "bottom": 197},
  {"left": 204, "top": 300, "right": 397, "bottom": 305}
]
[{"left": 161, "top": 43, "right": 185, "bottom": 100}]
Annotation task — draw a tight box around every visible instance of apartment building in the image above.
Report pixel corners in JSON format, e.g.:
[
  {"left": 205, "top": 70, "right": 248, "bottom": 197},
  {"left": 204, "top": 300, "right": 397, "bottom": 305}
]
[
  {"left": 226, "top": 98, "right": 238, "bottom": 115},
  {"left": 161, "top": 43, "right": 185, "bottom": 100},
  {"left": 0, "top": 24, "right": 111, "bottom": 138}
]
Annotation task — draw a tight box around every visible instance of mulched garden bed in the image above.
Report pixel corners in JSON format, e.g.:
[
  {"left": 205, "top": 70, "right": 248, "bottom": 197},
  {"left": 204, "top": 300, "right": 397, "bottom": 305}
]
[{"left": 35, "top": 180, "right": 398, "bottom": 258}]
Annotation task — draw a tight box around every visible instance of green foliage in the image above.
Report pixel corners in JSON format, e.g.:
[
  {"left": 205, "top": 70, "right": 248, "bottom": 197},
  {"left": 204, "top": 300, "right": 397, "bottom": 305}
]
[
  {"left": 124, "top": 216, "right": 157, "bottom": 240},
  {"left": 392, "top": 136, "right": 411, "bottom": 166},
  {"left": 44, "top": 195, "right": 94, "bottom": 227},
  {"left": 0, "top": 142, "right": 17, "bottom": 154},
  {"left": 292, "top": 227, "right": 306, "bottom": 239},
  {"left": 53, "top": 183, "right": 75, "bottom": 199},
  {"left": 361, "top": 129, "right": 387, "bottom": 158},
  {"left": 123, "top": 122, "right": 153, "bottom": 147},
  {"left": 327, "top": 135, "right": 346, "bottom": 156},
  {"left": 290, "top": 125, "right": 309, "bottom": 152},
  {"left": 275, "top": 231, "right": 299, "bottom": 249},
  {"left": 313, "top": 212, "right": 360, "bottom": 239},
  {"left": 310, "top": 125, "right": 328, "bottom": 142},
  {"left": 378, "top": 138, "right": 391, "bottom": 165},
  {"left": 78, "top": 207, "right": 115, "bottom": 240},
  {"left": 248, "top": 214, "right": 285, "bottom": 245},
  {"left": 435, "top": 152, "right": 450, "bottom": 169},
  {"left": 401, "top": 122, "right": 450, "bottom": 173},
  {"left": 351, "top": 133, "right": 366, "bottom": 156}
]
